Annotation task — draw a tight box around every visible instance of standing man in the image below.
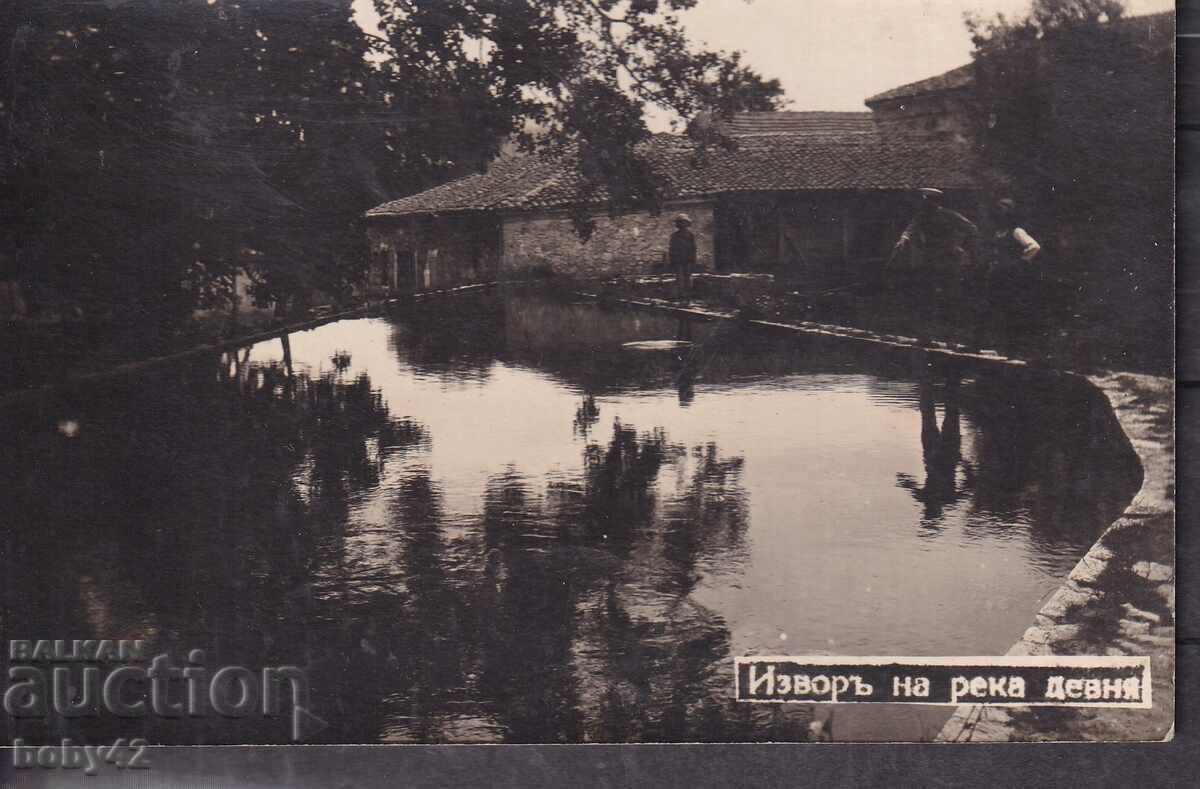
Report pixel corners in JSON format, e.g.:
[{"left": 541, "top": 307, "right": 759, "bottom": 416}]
[
  {"left": 668, "top": 213, "right": 697, "bottom": 300},
  {"left": 981, "top": 197, "right": 1044, "bottom": 354},
  {"left": 888, "top": 188, "right": 978, "bottom": 270},
  {"left": 887, "top": 188, "right": 978, "bottom": 343},
  {"left": 984, "top": 198, "right": 1041, "bottom": 265}
]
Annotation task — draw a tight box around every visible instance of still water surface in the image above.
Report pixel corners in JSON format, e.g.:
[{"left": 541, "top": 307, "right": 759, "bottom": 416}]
[{"left": 1, "top": 294, "right": 1141, "bottom": 743}]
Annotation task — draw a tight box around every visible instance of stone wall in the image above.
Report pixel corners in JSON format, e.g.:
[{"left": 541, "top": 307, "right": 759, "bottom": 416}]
[
  {"left": 501, "top": 202, "right": 715, "bottom": 279},
  {"left": 368, "top": 215, "right": 502, "bottom": 293},
  {"left": 869, "top": 92, "right": 973, "bottom": 142},
  {"left": 937, "top": 372, "right": 1175, "bottom": 743}
]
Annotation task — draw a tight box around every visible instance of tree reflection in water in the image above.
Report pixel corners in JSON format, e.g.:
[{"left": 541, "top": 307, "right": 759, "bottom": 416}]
[
  {"left": 471, "top": 421, "right": 804, "bottom": 742},
  {"left": 962, "top": 370, "right": 1141, "bottom": 558},
  {"left": 1, "top": 337, "right": 425, "bottom": 744},
  {"left": 573, "top": 394, "right": 600, "bottom": 437},
  {"left": 360, "top": 406, "right": 812, "bottom": 743},
  {"left": 3, "top": 296, "right": 1143, "bottom": 745}
]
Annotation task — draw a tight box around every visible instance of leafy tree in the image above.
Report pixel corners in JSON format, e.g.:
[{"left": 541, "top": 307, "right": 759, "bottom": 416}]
[
  {"left": 965, "top": 0, "right": 1173, "bottom": 368},
  {"left": 0, "top": 1, "right": 389, "bottom": 326},
  {"left": 1, "top": 0, "right": 784, "bottom": 335},
  {"left": 0, "top": 1, "right": 237, "bottom": 327},
  {"left": 369, "top": 0, "right": 786, "bottom": 233},
  {"left": 193, "top": 0, "right": 395, "bottom": 311}
]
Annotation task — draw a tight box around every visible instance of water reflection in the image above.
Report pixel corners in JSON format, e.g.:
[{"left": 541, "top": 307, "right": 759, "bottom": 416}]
[
  {"left": 1, "top": 340, "right": 427, "bottom": 745},
  {"left": 0, "top": 294, "right": 1141, "bottom": 744},
  {"left": 896, "top": 373, "right": 974, "bottom": 527},
  {"left": 674, "top": 318, "right": 698, "bottom": 407},
  {"left": 568, "top": 390, "right": 594, "bottom": 432}
]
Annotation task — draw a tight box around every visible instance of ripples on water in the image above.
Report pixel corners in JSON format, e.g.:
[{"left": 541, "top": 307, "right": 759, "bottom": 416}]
[{"left": 0, "top": 293, "right": 1141, "bottom": 743}]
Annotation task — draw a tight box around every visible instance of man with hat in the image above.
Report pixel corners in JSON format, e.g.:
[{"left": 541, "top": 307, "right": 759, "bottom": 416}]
[
  {"left": 983, "top": 197, "right": 1041, "bottom": 267},
  {"left": 888, "top": 188, "right": 978, "bottom": 270},
  {"left": 887, "top": 188, "right": 978, "bottom": 342},
  {"left": 668, "top": 212, "right": 697, "bottom": 299},
  {"left": 979, "top": 196, "right": 1045, "bottom": 354}
]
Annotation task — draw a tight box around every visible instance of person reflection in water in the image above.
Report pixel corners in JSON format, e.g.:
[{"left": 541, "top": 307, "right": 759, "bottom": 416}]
[
  {"left": 674, "top": 318, "right": 696, "bottom": 406},
  {"left": 675, "top": 365, "right": 695, "bottom": 406},
  {"left": 574, "top": 394, "right": 600, "bottom": 436},
  {"left": 895, "top": 375, "right": 975, "bottom": 524}
]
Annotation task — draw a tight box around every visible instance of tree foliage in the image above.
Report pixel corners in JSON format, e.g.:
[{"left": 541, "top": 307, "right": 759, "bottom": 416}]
[
  {"left": 369, "top": 0, "right": 785, "bottom": 234},
  {"left": 1, "top": 0, "right": 390, "bottom": 326},
  {"left": 0, "top": 0, "right": 784, "bottom": 330},
  {"left": 965, "top": 0, "right": 1173, "bottom": 366}
]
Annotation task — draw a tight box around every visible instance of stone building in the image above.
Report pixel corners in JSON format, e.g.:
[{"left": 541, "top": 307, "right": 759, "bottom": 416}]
[
  {"left": 862, "top": 10, "right": 1174, "bottom": 144},
  {"left": 864, "top": 63, "right": 975, "bottom": 142},
  {"left": 365, "top": 110, "right": 978, "bottom": 293},
  {"left": 361, "top": 10, "right": 1174, "bottom": 296}
]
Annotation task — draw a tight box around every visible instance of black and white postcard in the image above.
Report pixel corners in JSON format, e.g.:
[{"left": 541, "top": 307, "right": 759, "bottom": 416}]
[{"left": 0, "top": 0, "right": 1176, "bottom": 770}]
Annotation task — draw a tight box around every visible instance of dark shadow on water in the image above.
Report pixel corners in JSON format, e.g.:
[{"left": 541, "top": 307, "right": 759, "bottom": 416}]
[
  {"left": 0, "top": 294, "right": 1143, "bottom": 744},
  {"left": 896, "top": 372, "right": 973, "bottom": 528},
  {"left": 884, "top": 357, "right": 1142, "bottom": 560}
]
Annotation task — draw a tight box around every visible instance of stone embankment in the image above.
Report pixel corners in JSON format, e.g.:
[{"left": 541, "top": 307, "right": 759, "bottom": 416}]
[
  {"left": 7, "top": 281, "right": 1174, "bottom": 742},
  {"left": 580, "top": 291, "right": 1176, "bottom": 743},
  {"left": 937, "top": 372, "right": 1174, "bottom": 742}
]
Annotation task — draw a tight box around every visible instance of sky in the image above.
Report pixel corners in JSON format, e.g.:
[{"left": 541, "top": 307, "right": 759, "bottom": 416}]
[{"left": 352, "top": 0, "right": 1174, "bottom": 129}]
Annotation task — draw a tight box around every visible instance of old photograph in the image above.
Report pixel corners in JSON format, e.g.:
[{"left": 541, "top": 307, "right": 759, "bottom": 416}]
[{"left": 0, "top": 0, "right": 1176, "bottom": 757}]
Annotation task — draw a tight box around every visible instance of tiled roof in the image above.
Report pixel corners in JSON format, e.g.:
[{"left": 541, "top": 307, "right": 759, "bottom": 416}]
[
  {"left": 366, "top": 132, "right": 977, "bottom": 218},
  {"left": 365, "top": 155, "right": 563, "bottom": 219},
  {"left": 716, "top": 111, "right": 876, "bottom": 136},
  {"left": 865, "top": 63, "right": 975, "bottom": 105}
]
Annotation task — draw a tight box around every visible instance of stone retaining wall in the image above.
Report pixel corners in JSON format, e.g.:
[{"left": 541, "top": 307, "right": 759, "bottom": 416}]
[
  {"left": 14, "top": 282, "right": 1172, "bottom": 744},
  {"left": 578, "top": 290, "right": 1176, "bottom": 743},
  {"left": 937, "top": 372, "right": 1175, "bottom": 742}
]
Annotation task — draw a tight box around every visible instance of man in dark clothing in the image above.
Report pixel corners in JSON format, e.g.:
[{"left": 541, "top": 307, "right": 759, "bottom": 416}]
[
  {"left": 668, "top": 213, "right": 697, "bottom": 299},
  {"left": 892, "top": 187, "right": 974, "bottom": 261},
  {"left": 888, "top": 188, "right": 978, "bottom": 271},
  {"left": 980, "top": 197, "right": 1045, "bottom": 354},
  {"left": 887, "top": 188, "right": 978, "bottom": 343}
]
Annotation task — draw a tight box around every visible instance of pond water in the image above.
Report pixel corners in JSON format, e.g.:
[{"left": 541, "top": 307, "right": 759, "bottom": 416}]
[{"left": 0, "top": 292, "right": 1141, "bottom": 743}]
